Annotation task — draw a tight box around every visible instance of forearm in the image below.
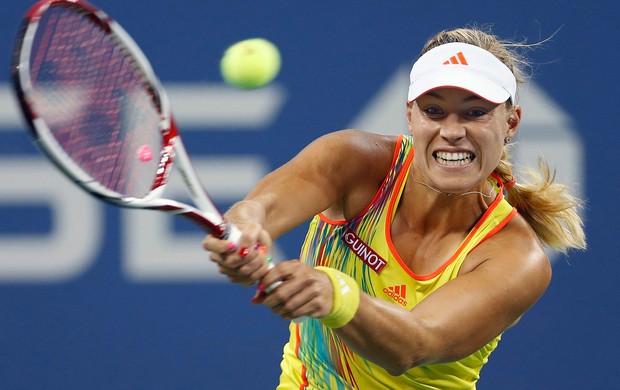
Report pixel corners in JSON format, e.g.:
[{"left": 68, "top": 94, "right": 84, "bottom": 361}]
[
  {"left": 242, "top": 174, "right": 338, "bottom": 239},
  {"left": 332, "top": 294, "right": 437, "bottom": 376}
]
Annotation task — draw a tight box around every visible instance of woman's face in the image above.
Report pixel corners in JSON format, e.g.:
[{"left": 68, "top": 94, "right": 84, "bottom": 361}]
[{"left": 407, "top": 87, "right": 520, "bottom": 194}]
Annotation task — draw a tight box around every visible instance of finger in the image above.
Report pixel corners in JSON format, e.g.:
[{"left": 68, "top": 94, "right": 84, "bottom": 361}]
[
  {"left": 240, "top": 223, "right": 273, "bottom": 250},
  {"left": 229, "top": 224, "right": 268, "bottom": 257},
  {"left": 218, "top": 264, "right": 255, "bottom": 286},
  {"left": 227, "top": 275, "right": 255, "bottom": 287},
  {"left": 259, "top": 261, "right": 289, "bottom": 293},
  {"left": 234, "top": 255, "right": 270, "bottom": 283},
  {"left": 223, "top": 242, "right": 272, "bottom": 270},
  {"left": 266, "top": 286, "right": 318, "bottom": 320},
  {"left": 251, "top": 289, "right": 268, "bottom": 304},
  {"left": 203, "top": 234, "right": 238, "bottom": 254},
  {"left": 262, "top": 264, "right": 333, "bottom": 319},
  {"left": 209, "top": 253, "right": 223, "bottom": 265},
  {"left": 217, "top": 252, "right": 270, "bottom": 286}
]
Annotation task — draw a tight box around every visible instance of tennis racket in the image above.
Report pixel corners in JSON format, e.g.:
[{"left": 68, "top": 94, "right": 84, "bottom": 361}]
[{"left": 10, "top": 0, "right": 279, "bottom": 284}]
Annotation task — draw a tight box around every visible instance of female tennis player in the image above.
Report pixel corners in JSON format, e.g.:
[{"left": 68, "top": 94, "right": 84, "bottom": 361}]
[{"left": 204, "top": 26, "right": 586, "bottom": 389}]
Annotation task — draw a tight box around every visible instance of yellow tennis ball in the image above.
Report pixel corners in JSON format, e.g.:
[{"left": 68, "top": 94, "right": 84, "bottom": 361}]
[{"left": 220, "top": 38, "right": 281, "bottom": 89}]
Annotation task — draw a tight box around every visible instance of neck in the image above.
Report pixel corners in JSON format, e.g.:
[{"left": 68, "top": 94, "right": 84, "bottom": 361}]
[
  {"left": 409, "top": 175, "right": 495, "bottom": 198},
  {"left": 399, "top": 171, "right": 497, "bottom": 233}
]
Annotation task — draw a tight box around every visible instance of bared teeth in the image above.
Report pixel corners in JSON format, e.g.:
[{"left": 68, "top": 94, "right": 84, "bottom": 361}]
[{"left": 435, "top": 151, "right": 473, "bottom": 166}]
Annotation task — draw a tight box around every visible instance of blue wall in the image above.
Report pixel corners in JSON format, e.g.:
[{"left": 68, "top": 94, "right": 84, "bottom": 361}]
[{"left": 0, "top": 1, "right": 617, "bottom": 389}]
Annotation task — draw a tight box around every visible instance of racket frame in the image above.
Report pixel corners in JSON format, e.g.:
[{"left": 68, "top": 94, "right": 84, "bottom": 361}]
[{"left": 11, "top": 0, "right": 240, "bottom": 242}]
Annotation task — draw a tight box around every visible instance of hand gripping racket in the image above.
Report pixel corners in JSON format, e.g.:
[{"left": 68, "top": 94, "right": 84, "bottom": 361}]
[{"left": 11, "top": 0, "right": 287, "bottom": 291}]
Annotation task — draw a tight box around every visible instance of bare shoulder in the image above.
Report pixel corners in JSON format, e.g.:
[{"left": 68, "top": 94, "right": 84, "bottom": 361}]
[
  {"left": 463, "top": 212, "right": 552, "bottom": 295},
  {"left": 311, "top": 129, "right": 398, "bottom": 162},
  {"left": 309, "top": 130, "right": 400, "bottom": 219},
  {"left": 306, "top": 129, "right": 398, "bottom": 187}
]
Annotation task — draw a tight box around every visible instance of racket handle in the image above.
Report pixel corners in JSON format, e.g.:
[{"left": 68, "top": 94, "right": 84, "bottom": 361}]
[
  {"left": 223, "top": 222, "right": 242, "bottom": 245},
  {"left": 262, "top": 261, "right": 307, "bottom": 323},
  {"left": 263, "top": 261, "right": 279, "bottom": 293}
]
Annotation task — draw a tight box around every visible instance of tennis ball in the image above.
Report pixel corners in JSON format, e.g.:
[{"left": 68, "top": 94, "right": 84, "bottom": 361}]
[{"left": 220, "top": 38, "right": 281, "bottom": 89}]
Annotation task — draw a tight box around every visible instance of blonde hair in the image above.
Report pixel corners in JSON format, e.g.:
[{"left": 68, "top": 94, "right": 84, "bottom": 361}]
[{"left": 422, "top": 26, "right": 586, "bottom": 253}]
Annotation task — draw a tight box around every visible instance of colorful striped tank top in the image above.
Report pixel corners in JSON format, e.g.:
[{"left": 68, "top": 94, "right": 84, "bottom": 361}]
[{"left": 278, "top": 134, "right": 517, "bottom": 390}]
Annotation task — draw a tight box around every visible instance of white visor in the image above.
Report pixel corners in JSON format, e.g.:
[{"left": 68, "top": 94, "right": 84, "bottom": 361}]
[{"left": 408, "top": 42, "right": 517, "bottom": 104}]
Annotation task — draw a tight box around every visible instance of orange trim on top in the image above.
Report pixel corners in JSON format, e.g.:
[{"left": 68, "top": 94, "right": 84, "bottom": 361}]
[
  {"left": 489, "top": 171, "right": 503, "bottom": 191},
  {"left": 318, "top": 134, "right": 405, "bottom": 225},
  {"left": 470, "top": 207, "right": 517, "bottom": 253},
  {"left": 387, "top": 173, "right": 509, "bottom": 281},
  {"left": 382, "top": 145, "right": 416, "bottom": 252}
]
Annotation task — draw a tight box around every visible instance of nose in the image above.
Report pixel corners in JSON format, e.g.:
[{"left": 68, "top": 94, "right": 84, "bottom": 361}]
[{"left": 439, "top": 114, "right": 466, "bottom": 142}]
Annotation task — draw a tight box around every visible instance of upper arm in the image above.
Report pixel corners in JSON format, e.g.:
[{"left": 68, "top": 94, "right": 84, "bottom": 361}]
[
  {"left": 245, "top": 130, "right": 396, "bottom": 237},
  {"left": 410, "top": 235, "right": 552, "bottom": 363}
]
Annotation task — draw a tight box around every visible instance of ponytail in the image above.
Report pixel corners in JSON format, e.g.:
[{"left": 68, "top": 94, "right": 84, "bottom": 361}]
[{"left": 495, "top": 147, "right": 586, "bottom": 254}]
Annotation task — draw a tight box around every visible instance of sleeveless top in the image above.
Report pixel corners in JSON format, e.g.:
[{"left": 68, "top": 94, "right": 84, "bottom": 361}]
[{"left": 278, "top": 134, "right": 517, "bottom": 390}]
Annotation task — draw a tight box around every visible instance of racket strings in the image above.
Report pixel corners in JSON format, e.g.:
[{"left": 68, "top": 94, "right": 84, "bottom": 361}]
[{"left": 28, "top": 4, "right": 163, "bottom": 198}]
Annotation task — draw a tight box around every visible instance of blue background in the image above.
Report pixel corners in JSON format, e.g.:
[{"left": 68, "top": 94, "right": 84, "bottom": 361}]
[{"left": 0, "top": 1, "right": 618, "bottom": 389}]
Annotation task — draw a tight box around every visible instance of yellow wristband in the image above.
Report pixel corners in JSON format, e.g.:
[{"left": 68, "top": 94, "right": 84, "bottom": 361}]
[{"left": 316, "top": 266, "right": 360, "bottom": 328}]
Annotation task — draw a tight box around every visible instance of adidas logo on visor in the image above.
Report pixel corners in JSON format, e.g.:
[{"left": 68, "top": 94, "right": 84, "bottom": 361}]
[
  {"left": 407, "top": 42, "right": 517, "bottom": 104},
  {"left": 443, "top": 51, "right": 468, "bottom": 65}
]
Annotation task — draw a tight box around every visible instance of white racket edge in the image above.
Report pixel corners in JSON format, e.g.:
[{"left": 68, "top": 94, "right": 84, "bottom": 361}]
[
  {"left": 19, "top": 0, "right": 296, "bottom": 319},
  {"left": 172, "top": 126, "right": 304, "bottom": 320}
]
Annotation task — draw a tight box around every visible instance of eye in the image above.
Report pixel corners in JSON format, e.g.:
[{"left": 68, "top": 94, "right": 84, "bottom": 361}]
[
  {"left": 466, "top": 108, "right": 488, "bottom": 117},
  {"left": 423, "top": 106, "right": 444, "bottom": 116}
]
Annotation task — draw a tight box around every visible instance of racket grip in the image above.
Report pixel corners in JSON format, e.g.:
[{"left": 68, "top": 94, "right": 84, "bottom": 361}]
[
  {"left": 224, "top": 222, "right": 242, "bottom": 245},
  {"left": 263, "top": 261, "right": 280, "bottom": 293},
  {"left": 262, "top": 262, "right": 307, "bottom": 323}
]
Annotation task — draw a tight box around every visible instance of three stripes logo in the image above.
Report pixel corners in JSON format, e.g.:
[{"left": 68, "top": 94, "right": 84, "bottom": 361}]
[
  {"left": 443, "top": 51, "right": 468, "bottom": 65},
  {"left": 383, "top": 284, "right": 408, "bottom": 307}
]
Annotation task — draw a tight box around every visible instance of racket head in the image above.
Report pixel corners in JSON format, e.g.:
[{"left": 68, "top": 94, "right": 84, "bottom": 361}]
[
  {"left": 11, "top": 0, "right": 232, "bottom": 239},
  {"left": 12, "top": 0, "right": 175, "bottom": 202}
]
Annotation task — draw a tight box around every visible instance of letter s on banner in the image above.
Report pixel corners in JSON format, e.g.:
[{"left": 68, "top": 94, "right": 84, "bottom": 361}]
[{"left": 0, "top": 158, "right": 102, "bottom": 282}]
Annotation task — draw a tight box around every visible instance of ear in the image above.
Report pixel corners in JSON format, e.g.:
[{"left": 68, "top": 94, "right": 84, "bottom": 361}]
[
  {"left": 406, "top": 101, "right": 414, "bottom": 133},
  {"left": 506, "top": 105, "right": 522, "bottom": 139}
]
